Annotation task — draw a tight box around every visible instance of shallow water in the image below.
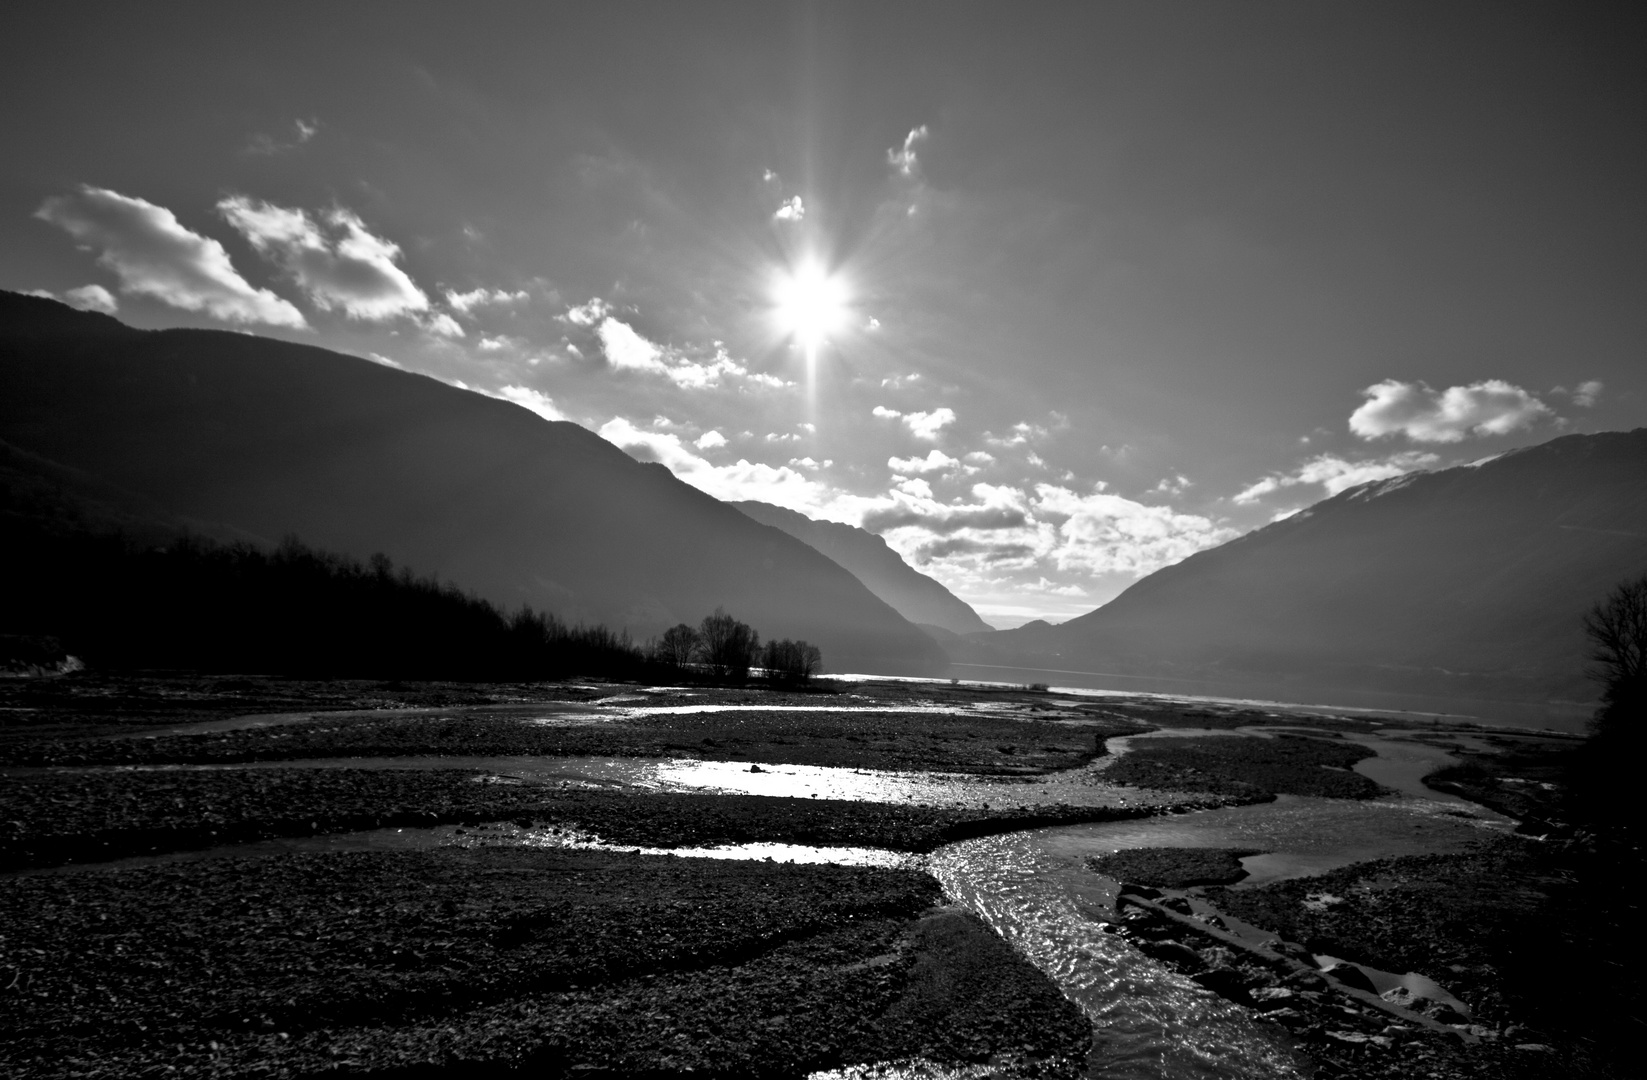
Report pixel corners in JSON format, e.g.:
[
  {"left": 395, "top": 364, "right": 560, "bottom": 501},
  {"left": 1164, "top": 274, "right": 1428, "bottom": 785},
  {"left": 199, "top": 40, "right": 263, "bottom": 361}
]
[
  {"left": 929, "top": 830, "right": 1306, "bottom": 1079},
  {"left": 17, "top": 726, "right": 1516, "bottom": 1076}
]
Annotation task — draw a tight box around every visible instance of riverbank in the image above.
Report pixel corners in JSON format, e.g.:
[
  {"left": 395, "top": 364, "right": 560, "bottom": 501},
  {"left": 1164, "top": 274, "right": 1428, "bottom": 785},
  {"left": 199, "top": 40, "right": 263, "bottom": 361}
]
[{"left": 0, "top": 672, "right": 1629, "bottom": 1077}]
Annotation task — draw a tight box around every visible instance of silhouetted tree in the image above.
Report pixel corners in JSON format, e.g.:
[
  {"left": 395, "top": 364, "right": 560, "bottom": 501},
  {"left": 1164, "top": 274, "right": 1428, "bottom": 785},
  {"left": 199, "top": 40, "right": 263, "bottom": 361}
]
[
  {"left": 1584, "top": 574, "right": 1647, "bottom": 743},
  {"left": 1, "top": 524, "right": 660, "bottom": 682},
  {"left": 653, "top": 623, "right": 702, "bottom": 670},
  {"left": 762, "top": 638, "right": 823, "bottom": 684},
  {"left": 698, "top": 608, "right": 760, "bottom": 682}
]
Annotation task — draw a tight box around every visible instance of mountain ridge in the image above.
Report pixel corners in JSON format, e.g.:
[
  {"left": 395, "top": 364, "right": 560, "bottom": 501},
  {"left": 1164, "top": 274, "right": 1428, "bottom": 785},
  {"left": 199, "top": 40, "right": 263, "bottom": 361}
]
[
  {"left": 973, "top": 428, "right": 1647, "bottom": 710},
  {"left": 731, "top": 500, "right": 994, "bottom": 635},
  {"left": 0, "top": 291, "right": 946, "bottom": 675}
]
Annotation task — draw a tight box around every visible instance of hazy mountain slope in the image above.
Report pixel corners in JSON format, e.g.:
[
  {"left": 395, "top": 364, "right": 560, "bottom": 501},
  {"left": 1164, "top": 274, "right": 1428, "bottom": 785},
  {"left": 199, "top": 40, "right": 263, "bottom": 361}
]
[
  {"left": 0, "top": 292, "right": 944, "bottom": 675},
  {"left": 732, "top": 500, "right": 994, "bottom": 635},
  {"left": 990, "top": 430, "right": 1647, "bottom": 706}
]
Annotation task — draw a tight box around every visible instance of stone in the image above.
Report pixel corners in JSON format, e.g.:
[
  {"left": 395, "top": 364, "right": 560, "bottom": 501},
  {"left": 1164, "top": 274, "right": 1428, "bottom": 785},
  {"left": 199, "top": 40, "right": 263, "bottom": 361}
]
[
  {"left": 1137, "top": 940, "right": 1204, "bottom": 969},
  {"left": 1323, "top": 962, "right": 1378, "bottom": 994}
]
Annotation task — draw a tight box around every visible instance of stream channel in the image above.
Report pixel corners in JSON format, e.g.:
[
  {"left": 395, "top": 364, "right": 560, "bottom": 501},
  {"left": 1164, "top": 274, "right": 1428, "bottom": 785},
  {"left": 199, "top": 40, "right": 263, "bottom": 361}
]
[{"left": 37, "top": 720, "right": 1516, "bottom": 1078}]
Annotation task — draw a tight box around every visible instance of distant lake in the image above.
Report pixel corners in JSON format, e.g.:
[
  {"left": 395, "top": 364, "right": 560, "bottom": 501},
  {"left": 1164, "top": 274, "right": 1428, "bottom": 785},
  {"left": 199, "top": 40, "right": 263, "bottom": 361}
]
[{"left": 926, "top": 661, "right": 1594, "bottom": 733}]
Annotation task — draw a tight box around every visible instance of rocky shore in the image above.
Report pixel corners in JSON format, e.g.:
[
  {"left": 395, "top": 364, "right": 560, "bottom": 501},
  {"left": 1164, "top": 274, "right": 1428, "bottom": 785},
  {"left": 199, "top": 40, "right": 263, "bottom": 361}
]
[{"left": 0, "top": 672, "right": 1633, "bottom": 1077}]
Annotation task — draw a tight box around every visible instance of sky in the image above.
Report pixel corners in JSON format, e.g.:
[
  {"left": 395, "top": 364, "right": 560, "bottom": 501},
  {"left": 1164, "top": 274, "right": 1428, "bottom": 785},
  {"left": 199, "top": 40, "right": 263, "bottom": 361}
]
[{"left": 4, "top": 3, "right": 1643, "bottom": 628}]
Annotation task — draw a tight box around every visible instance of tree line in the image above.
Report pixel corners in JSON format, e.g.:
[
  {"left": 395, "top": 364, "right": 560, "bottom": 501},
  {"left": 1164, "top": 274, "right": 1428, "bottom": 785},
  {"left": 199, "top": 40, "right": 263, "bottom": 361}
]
[
  {"left": 648, "top": 608, "right": 823, "bottom": 685},
  {"left": 1, "top": 525, "right": 821, "bottom": 685}
]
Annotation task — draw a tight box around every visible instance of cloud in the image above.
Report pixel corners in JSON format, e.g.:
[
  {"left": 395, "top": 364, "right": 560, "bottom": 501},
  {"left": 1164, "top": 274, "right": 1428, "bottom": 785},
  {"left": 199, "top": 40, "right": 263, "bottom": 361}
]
[
  {"left": 887, "top": 125, "right": 929, "bottom": 178},
  {"left": 366, "top": 352, "right": 403, "bottom": 369},
  {"left": 218, "top": 196, "right": 429, "bottom": 321},
  {"left": 1153, "top": 474, "right": 1192, "bottom": 496},
  {"left": 562, "top": 297, "right": 611, "bottom": 326},
  {"left": 985, "top": 421, "right": 1049, "bottom": 448},
  {"left": 1233, "top": 450, "right": 1439, "bottom": 504},
  {"left": 888, "top": 449, "right": 960, "bottom": 475},
  {"left": 26, "top": 284, "right": 118, "bottom": 315},
  {"left": 872, "top": 405, "right": 956, "bottom": 440},
  {"left": 492, "top": 384, "right": 565, "bottom": 422},
  {"left": 35, "top": 186, "right": 306, "bottom": 327},
  {"left": 863, "top": 500, "right": 1027, "bottom": 536},
  {"left": 445, "top": 286, "right": 530, "bottom": 313},
  {"left": 849, "top": 477, "right": 1236, "bottom": 590},
  {"left": 695, "top": 430, "right": 728, "bottom": 450},
  {"left": 477, "top": 335, "right": 514, "bottom": 352},
  {"left": 245, "top": 117, "right": 319, "bottom": 156},
  {"left": 1031, "top": 485, "right": 1239, "bottom": 576},
  {"left": 423, "top": 312, "right": 465, "bottom": 338},
  {"left": 904, "top": 408, "right": 956, "bottom": 440},
  {"left": 598, "top": 417, "right": 827, "bottom": 509},
  {"left": 589, "top": 316, "right": 784, "bottom": 389},
  {"left": 1348, "top": 379, "right": 1552, "bottom": 442},
  {"left": 773, "top": 196, "right": 805, "bottom": 222},
  {"left": 593, "top": 317, "right": 665, "bottom": 373},
  {"left": 1573, "top": 380, "right": 1604, "bottom": 408}
]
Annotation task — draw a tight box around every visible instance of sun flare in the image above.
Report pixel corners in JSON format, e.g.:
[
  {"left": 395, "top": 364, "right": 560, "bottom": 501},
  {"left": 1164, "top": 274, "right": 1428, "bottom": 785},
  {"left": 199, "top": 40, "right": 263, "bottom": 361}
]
[{"left": 772, "top": 260, "right": 849, "bottom": 357}]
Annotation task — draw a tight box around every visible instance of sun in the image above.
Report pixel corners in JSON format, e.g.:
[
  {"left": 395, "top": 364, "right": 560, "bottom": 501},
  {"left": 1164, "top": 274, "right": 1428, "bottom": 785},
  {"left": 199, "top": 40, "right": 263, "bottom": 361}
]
[{"left": 772, "top": 259, "right": 849, "bottom": 359}]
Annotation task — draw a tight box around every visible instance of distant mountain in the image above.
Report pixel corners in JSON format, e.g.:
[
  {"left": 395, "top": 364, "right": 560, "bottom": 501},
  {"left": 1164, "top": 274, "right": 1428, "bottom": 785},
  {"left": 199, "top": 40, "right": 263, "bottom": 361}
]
[
  {"left": 0, "top": 291, "right": 945, "bottom": 675},
  {"left": 979, "top": 430, "right": 1647, "bottom": 710},
  {"left": 732, "top": 500, "right": 994, "bottom": 635}
]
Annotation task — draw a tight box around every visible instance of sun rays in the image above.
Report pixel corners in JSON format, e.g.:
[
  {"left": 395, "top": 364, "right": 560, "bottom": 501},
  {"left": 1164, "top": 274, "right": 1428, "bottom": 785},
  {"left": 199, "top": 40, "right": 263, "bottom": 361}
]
[{"left": 771, "top": 257, "right": 849, "bottom": 385}]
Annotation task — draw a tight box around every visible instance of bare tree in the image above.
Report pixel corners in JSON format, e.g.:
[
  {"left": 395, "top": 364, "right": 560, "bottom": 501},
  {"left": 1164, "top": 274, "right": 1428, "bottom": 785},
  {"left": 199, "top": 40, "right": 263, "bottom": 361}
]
[
  {"left": 654, "top": 623, "right": 701, "bottom": 670},
  {"left": 1583, "top": 574, "right": 1647, "bottom": 738},
  {"left": 762, "top": 638, "right": 823, "bottom": 684},
  {"left": 699, "top": 608, "right": 760, "bottom": 682}
]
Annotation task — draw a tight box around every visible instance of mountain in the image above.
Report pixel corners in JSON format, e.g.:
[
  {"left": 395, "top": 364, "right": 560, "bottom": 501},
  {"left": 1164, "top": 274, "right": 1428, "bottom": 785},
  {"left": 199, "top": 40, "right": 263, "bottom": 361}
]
[
  {"left": 731, "top": 500, "right": 994, "bottom": 635},
  {"left": 0, "top": 291, "right": 945, "bottom": 675},
  {"left": 981, "top": 430, "right": 1647, "bottom": 711}
]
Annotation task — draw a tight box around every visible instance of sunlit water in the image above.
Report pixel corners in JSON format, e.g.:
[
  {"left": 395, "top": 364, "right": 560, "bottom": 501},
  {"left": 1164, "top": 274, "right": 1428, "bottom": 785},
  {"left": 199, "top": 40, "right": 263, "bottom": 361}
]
[{"left": 17, "top": 726, "right": 1517, "bottom": 1077}]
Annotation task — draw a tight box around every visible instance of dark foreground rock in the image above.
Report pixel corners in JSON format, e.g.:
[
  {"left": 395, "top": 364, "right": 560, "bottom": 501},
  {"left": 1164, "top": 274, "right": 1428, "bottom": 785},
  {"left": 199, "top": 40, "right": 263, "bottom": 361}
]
[{"left": 0, "top": 848, "right": 1089, "bottom": 1078}]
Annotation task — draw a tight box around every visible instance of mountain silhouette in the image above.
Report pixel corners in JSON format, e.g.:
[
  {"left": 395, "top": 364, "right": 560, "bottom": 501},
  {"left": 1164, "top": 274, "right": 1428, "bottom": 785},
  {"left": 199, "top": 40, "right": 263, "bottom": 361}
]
[
  {"left": 0, "top": 291, "right": 945, "bottom": 675},
  {"left": 732, "top": 500, "right": 994, "bottom": 635},
  {"left": 978, "top": 429, "right": 1647, "bottom": 711}
]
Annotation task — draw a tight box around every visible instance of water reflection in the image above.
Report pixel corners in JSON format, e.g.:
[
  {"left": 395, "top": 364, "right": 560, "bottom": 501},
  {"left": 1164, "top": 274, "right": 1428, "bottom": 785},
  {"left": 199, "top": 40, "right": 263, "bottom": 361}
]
[{"left": 928, "top": 831, "right": 1305, "bottom": 1079}]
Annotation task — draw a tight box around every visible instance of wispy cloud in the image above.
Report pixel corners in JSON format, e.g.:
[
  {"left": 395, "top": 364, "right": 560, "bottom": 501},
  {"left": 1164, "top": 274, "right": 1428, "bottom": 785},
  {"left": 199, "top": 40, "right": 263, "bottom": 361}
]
[
  {"left": 491, "top": 384, "right": 565, "bottom": 422},
  {"left": 424, "top": 312, "right": 465, "bottom": 338},
  {"left": 445, "top": 286, "right": 530, "bottom": 314},
  {"left": 1233, "top": 450, "right": 1439, "bottom": 504},
  {"left": 244, "top": 117, "right": 319, "bottom": 156},
  {"left": 35, "top": 186, "right": 306, "bottom": 327},
  {"left": 1349, "top": 379, "right": 1552, "bottom": 442},
  {"left": 598, "top": 416, "right": 826, "bottom": 509},
  {"left": 575, "top": 304, "right": 787, "bottom": 391},
  {"left": 849, "top": 479, "right": 1234, "bottom": 583},
  {"left": 26, "top": 284, "right": 118, "bottom": 315},
  {"left": 887, "top": 125, "right": 929, "bottom": 178},
  {"left": 888, "top": 449, "right": 961, "bottom": 475},
  {"left": 218, "top": 196, "right": 429, "bottom": 321},
  {"left": 872, "top": 405, "right": 956, "bottom": 440}
]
